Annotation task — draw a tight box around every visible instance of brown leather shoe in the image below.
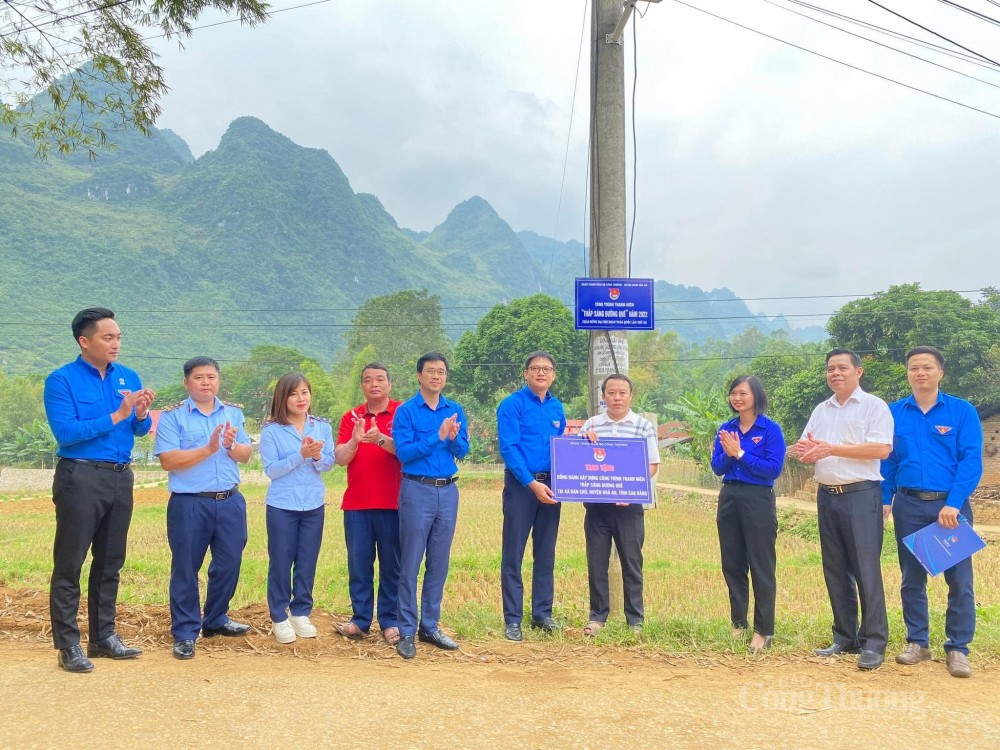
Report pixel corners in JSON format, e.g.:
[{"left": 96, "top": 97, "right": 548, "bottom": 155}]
[
  {"left": 946, "top": 651, "right": 972, "bottom": 678},
  {"left": 895, "top": 643, "right": 932, "bottom": 665}
]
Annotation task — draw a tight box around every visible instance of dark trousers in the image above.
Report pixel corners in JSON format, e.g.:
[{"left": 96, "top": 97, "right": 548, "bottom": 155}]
[
  {"left": 717, "top": 482, "right": 777, "bottom": 636},
  {"left": 501, "top": 472, "right": 561, "bottom": 624},
  {"left": 344, "top": 508, "right": 401, "bottom": 632},
  {"left": 397, "top": 479, "right": 458, "bottom": 637},
  {"left": 893, "top": 493, "right": 975, "bottom": 655},
  {"left": 266, "top": 504, "right": 325, "bottom": 622},
  {"left": 584, "top": 502, "right": 645, "bottom": 626},
  {"left": 167, "top": 491, "right": 248, "bottom": 641},
  {"left": 49, "top": 460, "right": 134, "bottom": 649},
  {"left": 816, "top": 485, "right": 888, "bottom": 654}
]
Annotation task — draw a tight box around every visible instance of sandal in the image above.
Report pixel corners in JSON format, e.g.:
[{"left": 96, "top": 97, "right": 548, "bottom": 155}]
[
  {"left": 583, "top": 621, "right": 604, "bottom": 637},
  {"left": 334, "top": 621, "right": 366, "bottom": 641},
  {"left": 381, "top": 627, "right": 400, "bottom": 646}
]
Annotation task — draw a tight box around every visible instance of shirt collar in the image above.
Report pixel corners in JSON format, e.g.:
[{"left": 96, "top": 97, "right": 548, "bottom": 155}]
[
  {"left": 601, "top": 409, "right": 636, "bottom": 424},
  {"left": 521, "top": 384, "right": 551, "bottom": 404},
  {"left": 901, "top": 390, "right": 944, "bottom": 410},
  {"left": 825, "top": 386, "right": 864, "bottom": 408},
  {"left": 185, "top": 395, "right": 225, "bottom": 414},
  {"left": 75, "top": 354, "right": 115, "bottom": 378},
  {"left": 415, "top": 391, "right": 452, "bottom": 411}
]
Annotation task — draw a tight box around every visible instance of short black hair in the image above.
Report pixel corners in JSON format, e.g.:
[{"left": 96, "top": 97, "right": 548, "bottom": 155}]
[
  {"left": 361, "top": 362, "right": 391, "bottom": 382},
  {"left": 727, "top": 375, "right": 769, "bottom": 415},
  {"left": 71, "top": 307, "right": 115, "bottom": 342},
  {"left": 906, "top": 346, "right": 945, "bottom": 368},
  {"left": 524, "top": 351, "right": 556, "bottom": 370},
  {"left": 183, "top": 356, "right": 221, "bottom": 378},
  {"left": 601, "top": 374, "right": 633, "bottom": 393},
  {"left": 417, "top": 352, "right": 449, "bottom": 373},
  {"left": 826, "top": 348, "right": 862, "bottom": 368}
]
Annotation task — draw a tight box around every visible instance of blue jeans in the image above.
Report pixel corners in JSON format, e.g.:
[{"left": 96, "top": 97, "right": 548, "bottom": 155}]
[
  {"left": 167, "top": 491, "right": 248, "bottom": 641},
  {"left": 893, "top": 492, "right": 975, "bottom": 654},
  {"left": 397, "top": 478, "right": 458, "bottom": 637},
  {"left": 344, "top": 509, "right": 400, "bottom": 632},
  {"left": 266, "top": 505, "right": 325, "bottom": 622}
]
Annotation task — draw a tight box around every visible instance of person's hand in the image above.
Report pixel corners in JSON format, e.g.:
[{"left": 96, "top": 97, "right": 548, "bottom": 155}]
[
  {"left": 615, "top": 502, "right": 629, "bottom": 507},
  {"left": 206, "top": 424, "right": 225, "bottom": 454},
  {"left": 883, "top": 504, "right": 892, "bottom": 530},
  {"left": 438, "top": 413, "right": 458, "bottom": 441},
  {"left": 221, "top": 421, "right": 239, "bottom": 450},
  {"left": 113, "top": 390, "right": 142, "bottom": 423},
  {"left": 530, "top": 480, "right": 557, "bottom": 505},
  {"left": 938, "top": 505, "right": 960, "bottom": 529},
  {"left": 799, "top": 437, "right": 833, "bottom": 464},
  {"left": 134, "top": 388, "right": 155, "bottom": 418},
  {"left": 583, "top": 430, "right": 599, "bottom": 444},
  {"left": 351, "top": 415, "right": 366, "bottom": 444},
  {"left": 301, "top": 435, "right": 323, "bottom": 460},
  {"left": 719, "top": 430, "right": 741, "bottom": 458},
  {"left": 789, "top": 432, "right": 819, "bottom": 459},
  {"left": 360, "top": 425, "right": 382, "bottom": 444}
]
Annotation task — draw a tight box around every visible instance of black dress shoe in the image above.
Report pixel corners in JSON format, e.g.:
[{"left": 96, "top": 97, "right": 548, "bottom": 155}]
[
  {"left": 529, "top": 616, "right": 561, "bottom": 633},
  {"left": 505, "top": 622, "right": 523, "bottom": 642},
  {"left": 396, "top": 635, "right": 416, "bottom": 659},
  {"left": 418, "top": 628, "right": 459, "bottom": 650},
  {"left": 201, "top": 620, "right": 251, "bottom": 638},
  {"left": 58, "top": 644, "right": 94, "bottom": 673},
  {"left": 857, "top": 650, "right": 884, "bottom": 670},
  {"left": 814, "top": 642, "right": 861, "bottom": 657},
  {"left": 88, "top": 634, "right": 141, "bottom": 660},
  {"left": 173, "top": 640, "right": 196, "bottom": 660}
]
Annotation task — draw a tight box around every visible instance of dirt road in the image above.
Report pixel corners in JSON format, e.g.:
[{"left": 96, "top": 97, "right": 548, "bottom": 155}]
[{"left": 2, "top": 589, "right": 998, "bottom": 750}]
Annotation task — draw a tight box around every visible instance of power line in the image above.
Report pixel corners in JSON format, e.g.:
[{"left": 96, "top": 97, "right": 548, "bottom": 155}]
[
  {"left": 671, "top": 0, "right": 1000, "bottom": 121},
  {"left": 760, "top": 0, "right": 1000, "bottom": 91},
  {"left": 937, "top": 0, "right": 1000, "bottom": 29},
  {"left": 142, "top": 0, "right": 332, "bottom": 41},
  {"left": 865, "top": 0, "right": 1000, "bottom": 67}
]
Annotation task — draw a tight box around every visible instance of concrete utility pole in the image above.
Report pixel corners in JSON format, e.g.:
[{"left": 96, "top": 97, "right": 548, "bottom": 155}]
[{"left": 587, "top": 0, "right": 630, "bottom": 416}]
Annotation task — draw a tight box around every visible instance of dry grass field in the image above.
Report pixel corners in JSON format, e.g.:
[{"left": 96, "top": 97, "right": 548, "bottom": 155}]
[{"left": 2, "top": 471, "right": 1000, "bottom": 655}]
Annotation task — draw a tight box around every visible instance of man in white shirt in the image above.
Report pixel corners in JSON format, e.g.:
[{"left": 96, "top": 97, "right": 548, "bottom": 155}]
[
  {"left": 580, "top": 374, "right": 660, "bottom": 635},
  {"left": 791, "top": 349, "right": 893, "bottom": 670}
]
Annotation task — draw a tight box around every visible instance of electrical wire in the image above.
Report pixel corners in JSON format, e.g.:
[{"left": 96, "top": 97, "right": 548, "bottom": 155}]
[
  {"left": 936, "top": 0, "right": 1000, "bottom": 29},
  {"left": 671, "top": 0, "right": 1000, "bottom": 121},
  {"left": 865, "top": 0, "right": 1000, "bottom": 67}
]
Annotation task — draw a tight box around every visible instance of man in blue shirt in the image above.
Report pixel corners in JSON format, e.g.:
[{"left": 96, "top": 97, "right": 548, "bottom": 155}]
[
  {"left": 882, "top": 346, "right": 983, "bottom": 678},
  {"left": 497, "top": 351, "right": 566, "bottom": 641},
  {"left": 154, "top": 357, "right": 253, "bottom": 660},
  {"left": 44, "top": 307, "right": 154, "bottom": 673},
  {"left": 392, "top": 352, "right": 470, "bottom": 659}
]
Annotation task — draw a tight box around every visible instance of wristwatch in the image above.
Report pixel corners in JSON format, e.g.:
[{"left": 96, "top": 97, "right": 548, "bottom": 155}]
[
  {"left": 736, "top": 449, "right": 745, "bottom": 460},
  {"left": 378, "top": 437, "right": 387, "bottom": 447}
]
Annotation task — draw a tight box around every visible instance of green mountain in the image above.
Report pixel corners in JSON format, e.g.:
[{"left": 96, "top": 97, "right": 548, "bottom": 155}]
[{"left": 0, "top": 107, "right": 814, "bottom": 385}]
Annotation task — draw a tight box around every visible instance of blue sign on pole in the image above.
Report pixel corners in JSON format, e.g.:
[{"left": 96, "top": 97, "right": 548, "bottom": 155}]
[{"left": 575, "top": 278, "right": 655, "bottom": 330}]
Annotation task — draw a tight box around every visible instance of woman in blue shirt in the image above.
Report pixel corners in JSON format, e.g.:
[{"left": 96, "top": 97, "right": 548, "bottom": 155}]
[
  {"left": 710, "top": 375, "right": 786, "bottom": 652},
  {"left": 259, "top": 373, "right": 335, "bottom": 644}
]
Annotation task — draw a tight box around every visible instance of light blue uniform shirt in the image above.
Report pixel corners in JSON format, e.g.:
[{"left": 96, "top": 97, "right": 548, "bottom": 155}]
[
  {"left": 44, "top": 355, "right": 151, "bottom": 462},
  {"left": 154, "top": 396, "right": 250, "bottom": 493},
  {"left": 393, "top": 392, "right": 470, "bottom": 478},
  {"left": 259, "top": 416, "right": 335, "bottom": 511}
]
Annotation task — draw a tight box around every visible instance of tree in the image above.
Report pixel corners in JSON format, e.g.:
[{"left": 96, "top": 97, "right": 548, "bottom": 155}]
[
  {"left": 1, "top": 0, "right": 269, "bottom": 159},
  {"left": 341, "top": 289, "right": 451, "bottom": 398},
  {"left": 451, "top": 294, "right": 588, "bottom": 410},
  {"left": 223, "top": 345, "right": 319, "bottom": 424},
  {"left": 666, "top": 389, "right": 731, "bottom": 467}
]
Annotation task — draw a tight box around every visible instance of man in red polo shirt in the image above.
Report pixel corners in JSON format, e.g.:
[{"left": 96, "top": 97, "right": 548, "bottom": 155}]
[{"left": 333, "top": 362, "right": 403, "bottom": 645}]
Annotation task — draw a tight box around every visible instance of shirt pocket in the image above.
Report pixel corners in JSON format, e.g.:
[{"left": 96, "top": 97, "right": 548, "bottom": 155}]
[
  {"left": 841, "top": 419, "right": 866, "bottom": 445},
  {"left": 179, "top": 428, "right": 204, "bottom": 450},
  {"left": 76, "top": 392, "right": 108, "bottom": 420}
]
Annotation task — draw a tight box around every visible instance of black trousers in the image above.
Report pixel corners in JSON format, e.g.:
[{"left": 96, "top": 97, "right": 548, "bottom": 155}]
[
  {"left": 584, "top": 503, "right": 645, "bottom": 626},
  {"left": 50, "top": 460, "right": 134, "bottom": 649},
  {"left": 717, "top": 482, "right": 777, "bottom": 636},
  {"left": 816, "top": 485, "right": 888, "bottom": 654},
  {"left": 501, "top": 472, "right": 561, "bottom": 624}
]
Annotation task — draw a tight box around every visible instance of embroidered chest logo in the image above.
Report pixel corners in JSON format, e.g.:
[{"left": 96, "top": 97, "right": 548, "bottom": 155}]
[
  {"left": 935, "top": 426, "right": 953, "bottom": 435},
  {"left": 751, "top": 436, "right": 763, "bottom": 444},
  {"left": 118, "top": 389, "right": 132, "bottom": 397},
  {"left": 552, "top": 420, "right": 562, "bottom": 429}
]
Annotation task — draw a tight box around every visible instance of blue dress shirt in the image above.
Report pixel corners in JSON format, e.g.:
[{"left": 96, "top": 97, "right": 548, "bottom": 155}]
[
  {"left": 44, "top": 355, "right": 151, "bottom": 462},
  {"left": 259, "top": 416, "right": 335, "bottom": 511},
  {"left": 497, "top": 385, "right": 566, "bottom": 486},
  {"left": 154, "top": 396, "right": 250, "bottom": 493},
  {"left": 881, "top": 391, "right": 983, "bottom": 509},
  {"left": 393, "top": 392, "right": 470, "bottom": 478},
  {"left": 710, "top": 413, "right": 786, "bottom": 486}
]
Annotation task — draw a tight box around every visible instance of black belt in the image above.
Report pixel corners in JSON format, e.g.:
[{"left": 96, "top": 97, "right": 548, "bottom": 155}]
[
  {"left": 403, "top": 474, "right": 457, "bottom": 487},
  {"left": 819, "top": 480, "right": 880, "bottom": 495},
  {"left": 507, "top": 469, "right": 550, "bottom": 482},
  {"left": 64, "top": 458, "right": 131, "bottom": 472},
  {"left": 899, "top": 487, "right": 949, "bottom": 502},
  {"left": 190, "top": 486, "right": 239, "bottom": 500}
]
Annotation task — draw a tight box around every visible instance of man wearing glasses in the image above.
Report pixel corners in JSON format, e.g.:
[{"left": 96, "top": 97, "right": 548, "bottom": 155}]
[{"left": 496, "top": 352, "right": 567, "bottom": 641}]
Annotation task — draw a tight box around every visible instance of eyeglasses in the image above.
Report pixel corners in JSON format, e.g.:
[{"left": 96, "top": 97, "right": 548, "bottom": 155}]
[{"left": 527, "top": 366, "right": 554, "bottom": 374}]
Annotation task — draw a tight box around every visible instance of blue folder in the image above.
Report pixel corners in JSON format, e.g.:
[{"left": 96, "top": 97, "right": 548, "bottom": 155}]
[{"left": 902, "top": 518, "right": 986, "bottom": 576}]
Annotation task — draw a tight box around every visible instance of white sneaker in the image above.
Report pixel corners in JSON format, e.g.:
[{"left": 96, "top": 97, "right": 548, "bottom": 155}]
[
  {"left": 272, "top": 619, "right": 297, "bottom": 644},
  {"left": 288, "top": 614, "right": 318, "bottom": 638}
]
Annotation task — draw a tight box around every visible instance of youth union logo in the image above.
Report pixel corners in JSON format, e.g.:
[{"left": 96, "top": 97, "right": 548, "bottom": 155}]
[
  {"left": 751, "top": 436, "right": 763, "bottom": 444},
  {"left": 936, "top": 425, "right": 953, "bottom": 435},
  {"left": 609, "top": 288, "right": 621, "bottom": 300},
  {"left": 593, "top": 448, "right": 607, "bottom": 462}
]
